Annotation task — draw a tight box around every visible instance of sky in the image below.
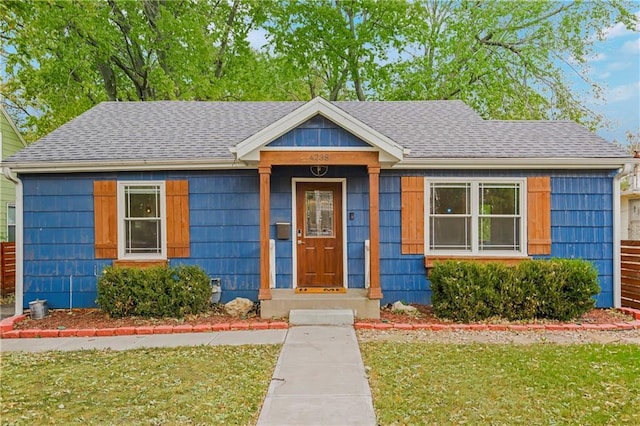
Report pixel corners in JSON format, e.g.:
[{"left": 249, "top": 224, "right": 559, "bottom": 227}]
[{"left": 576, "top": 10, "right": 640, "bottom": 144}]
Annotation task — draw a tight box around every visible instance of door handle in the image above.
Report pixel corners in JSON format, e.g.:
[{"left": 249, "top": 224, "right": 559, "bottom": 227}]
[{"left": 297, "top": 240, "right": 305, "bottom": 245}]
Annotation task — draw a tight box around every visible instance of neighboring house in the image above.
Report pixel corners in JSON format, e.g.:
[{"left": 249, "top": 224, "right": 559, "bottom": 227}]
[
  {"left": 0, "top": 105, "right": 27, "bottom": 242},
  {"left": 1, "top": 98, "right": 632, "bottom": 317},
  {"left": 620, "top": 153, "right": 640, "bottom": 240}
]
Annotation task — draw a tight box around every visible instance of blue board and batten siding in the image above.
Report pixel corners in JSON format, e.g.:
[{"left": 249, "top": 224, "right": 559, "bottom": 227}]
[
  {"left": 268, "top": 115, "right": 371, "bottom": 148},
  {"left": 19, "top": 117, "right": 617, "bottom": 308}
]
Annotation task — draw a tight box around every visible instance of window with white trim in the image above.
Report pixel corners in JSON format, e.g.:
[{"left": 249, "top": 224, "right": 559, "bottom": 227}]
[
  {"left": 118, "top": 182, "right": 166, "bottom": 258},
  {"left": 426, "top": 179, "right": 525, "bottom": 254},
  {"left": 7, "top": 203, "right": 15, "bottom": 242}
]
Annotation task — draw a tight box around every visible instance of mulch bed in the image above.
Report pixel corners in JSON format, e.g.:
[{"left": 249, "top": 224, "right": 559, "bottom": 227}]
[
  {"left": 13, "top": 304, "right": 272, "bottom": 331},
  {"left": 12, "top": 304, "right": 635, "bottom": 331},
  {"left": 366, "top": 304, "right": 635, "bottom": 325}
]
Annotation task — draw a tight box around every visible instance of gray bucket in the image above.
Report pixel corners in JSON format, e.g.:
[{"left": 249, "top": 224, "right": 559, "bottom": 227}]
[
  {"left": 210, "top": 278, "right": 222, "bottom": 304},
  {"left": 29, "top": 299, "right": 49, "bottom": 320}
]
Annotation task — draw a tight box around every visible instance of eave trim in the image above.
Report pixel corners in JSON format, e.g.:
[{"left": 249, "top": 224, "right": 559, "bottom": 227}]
[{"left": 3, "top": 156, "right": 633, "bottom": 174}]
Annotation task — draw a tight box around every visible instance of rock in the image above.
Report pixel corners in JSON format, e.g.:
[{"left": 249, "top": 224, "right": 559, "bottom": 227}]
[
  {"left": 225, "top": 297, "right": 254, "bottom": 317},
  {"left": 391, "top": 301, "right": 418, "bottom": 314}
]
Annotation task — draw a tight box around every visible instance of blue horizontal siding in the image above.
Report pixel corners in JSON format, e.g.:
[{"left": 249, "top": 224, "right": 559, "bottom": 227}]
[
  {"left": 20, "top": 171, "right": 263, "bottom": 308},
  {"left": 20, "top": 167, "right": 618, "bottom": 309},
  {"left": 377, "top": 170, "right": 617, "bottom": 307}
]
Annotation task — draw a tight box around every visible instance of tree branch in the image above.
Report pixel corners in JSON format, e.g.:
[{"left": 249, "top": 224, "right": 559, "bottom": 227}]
[{"left": 214, "top": 0, "right": 240, "bottom": 79}]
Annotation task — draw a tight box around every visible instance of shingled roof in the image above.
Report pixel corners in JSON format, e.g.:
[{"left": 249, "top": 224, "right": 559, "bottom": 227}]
[{"left": 3, "top": 99, "right": 629, "bottom": 169}]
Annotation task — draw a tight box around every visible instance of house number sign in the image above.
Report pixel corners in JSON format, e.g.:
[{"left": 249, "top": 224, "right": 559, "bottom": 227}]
[{"left": 309, "top": 153, "right": 330, "bottom": 162}]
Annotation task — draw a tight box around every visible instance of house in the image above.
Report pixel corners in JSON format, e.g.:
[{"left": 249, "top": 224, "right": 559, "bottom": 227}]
[
  {"left": 620, "top": 152, "right": 640, "bottom": 240},
  {"left": 1, "top": 98, "right": 632, "bottom": 318},
  {"left": 1, "top": 105, "right": 27, "bottom": 243}
]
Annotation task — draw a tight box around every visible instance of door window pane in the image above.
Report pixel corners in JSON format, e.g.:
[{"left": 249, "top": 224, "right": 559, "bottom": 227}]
[{"left": 305, "top": 190, "right": 334, "bottom": 237}]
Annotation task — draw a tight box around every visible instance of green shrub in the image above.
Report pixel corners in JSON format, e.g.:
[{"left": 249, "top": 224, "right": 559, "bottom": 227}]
[
  {"left": 96, "top": 264, "right": 211, "bottom": 318},
  {"left": 430, "top": 259, "right": 599, "bottom": 322},
  {"left": 430, "top": 261, "right": 501, "bottom": 322},
  {"left": 533, "top": 259, "right": 600, "bottom": 321}
]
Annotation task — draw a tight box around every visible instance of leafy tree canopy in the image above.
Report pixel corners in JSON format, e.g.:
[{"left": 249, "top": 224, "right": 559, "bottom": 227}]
[{"left": 1, "top": 0, "right": 637, "bottom": 141}]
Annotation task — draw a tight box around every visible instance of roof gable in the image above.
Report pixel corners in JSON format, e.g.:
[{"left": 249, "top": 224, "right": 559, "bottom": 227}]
[
  {"left": 266, "top": 115, "right": 372, "bottom": 149},
  {"left": 231, "top": 97, "right": 405, "bottom": 163},
  {"left": 1, "top": 105, "right": 27, "bottom": 152}
]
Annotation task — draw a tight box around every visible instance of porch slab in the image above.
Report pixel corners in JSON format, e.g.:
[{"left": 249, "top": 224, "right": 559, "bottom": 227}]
[
  {"left": 260, "top": 289, "right": 380, "bottom": 319},
  {"left": 289, "top": 309, "right": 354, "bottom": 326}
]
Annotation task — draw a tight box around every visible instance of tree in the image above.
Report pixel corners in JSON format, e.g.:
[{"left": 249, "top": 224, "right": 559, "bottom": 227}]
[
  {"left": 615, "top": 130, "right": 640, "bottom": 155},
  {"left": 2, "top": 0, "right": 638, "bottom": 139},
  {"left": 376, "top": 0, "right": 637, "bottom": 129},
  {"left": 1, "top": 0, "right": 272, "bottom": 139},
  {"left": 263, "top": 0, "right": 408, "bottom": 101}
]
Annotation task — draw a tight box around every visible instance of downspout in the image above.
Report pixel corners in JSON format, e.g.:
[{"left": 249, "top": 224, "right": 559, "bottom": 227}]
[
  {"left": 2, "top": 167, "right": 23, "bottom": 315},
  {"left": 613, "top": 162, "right": 634, "bottom": 308}
]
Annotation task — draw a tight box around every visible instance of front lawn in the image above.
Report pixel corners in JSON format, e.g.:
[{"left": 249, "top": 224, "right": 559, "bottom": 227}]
[
  {"left": 1, "top": 345, "right": 280, "bottom": 424},
  {"left": 361, "top": 342, "right": 640, "bottom": 425}
]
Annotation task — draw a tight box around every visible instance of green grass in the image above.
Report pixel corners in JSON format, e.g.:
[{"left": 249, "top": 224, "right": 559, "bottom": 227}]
[
  {"left": 361, "top": 342, "right": 640, "bottom": 425},
  {"left": 1, "top": 345, "right": 281, "bottom": 425}
]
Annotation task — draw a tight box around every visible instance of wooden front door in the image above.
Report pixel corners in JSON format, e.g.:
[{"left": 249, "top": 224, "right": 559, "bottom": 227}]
[{"left": 296, "top": 182, "right": 343, "bottom": 287}]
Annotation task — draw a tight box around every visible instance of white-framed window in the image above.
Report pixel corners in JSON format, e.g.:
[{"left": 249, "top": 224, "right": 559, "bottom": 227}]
[
  {"left": 7, "top": 203, "right": 15, "bottom": 242},
  {"left": 117, "top": 182, "right": 166, "bottom": 259},
  {"left": 426, "top": 178, "right": 526, "bottom": 255}
]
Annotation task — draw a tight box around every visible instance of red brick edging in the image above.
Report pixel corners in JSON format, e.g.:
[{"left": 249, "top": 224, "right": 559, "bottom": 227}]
[
  {"left": 354, "top": 307, "right": 640, "bottom": 332},
  {"left": 1, "top": 308, "right": 639, "bottom": 339},
  {"left": 0, "top": 315, "right": 288, "bottom": 339}
]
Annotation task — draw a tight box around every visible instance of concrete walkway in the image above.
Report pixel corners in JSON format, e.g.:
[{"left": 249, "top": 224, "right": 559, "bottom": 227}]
[
  {"left": 1, "top": 324, "right": 377, "bottom": 425},
  {"left": 257, "top": 326, "right": 376, "bottom": 426}
]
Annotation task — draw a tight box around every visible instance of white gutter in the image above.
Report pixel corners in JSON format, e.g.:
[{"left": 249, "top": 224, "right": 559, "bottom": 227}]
[
  {"left": 393, "top": 157, "right": 633, "bottom": 170},
  {"left": 3, "top": 158, "right": 252, "bottom": 174},
  {"left": 613, "top": 162, "right": 634, "bottom": 308},
  {"left": 3, "top": 156, "right": 632, "bottom": 174},
  {"left": 2, "top": 167, "right": 23, "bottom": 315}
]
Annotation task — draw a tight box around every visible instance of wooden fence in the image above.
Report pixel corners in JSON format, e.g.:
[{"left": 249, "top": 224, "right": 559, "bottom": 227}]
[
  {"left": 621, "top": 240, "right": 640, "bottom": 310},
  {"left": 0, "top": 242, "right": 16, "bottom": 297}
]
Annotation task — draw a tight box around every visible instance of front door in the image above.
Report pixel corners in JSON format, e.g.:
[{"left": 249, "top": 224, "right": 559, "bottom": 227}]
[{"left": 296, "top": 182, "right": 343, "bottom": 287}]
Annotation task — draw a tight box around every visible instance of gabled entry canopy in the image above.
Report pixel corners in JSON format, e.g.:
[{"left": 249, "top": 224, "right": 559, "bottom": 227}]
[{"left": 231, "top": 97, "right": 406, "bottom": 164}]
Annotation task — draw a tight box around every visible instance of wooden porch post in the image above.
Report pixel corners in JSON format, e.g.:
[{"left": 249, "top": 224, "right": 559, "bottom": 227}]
[
  {"left": 368, "top": 166, "right": 383, "bottom": 299},
  {"left": 258, "top": 165, "right": 272, "bottom": 300}
]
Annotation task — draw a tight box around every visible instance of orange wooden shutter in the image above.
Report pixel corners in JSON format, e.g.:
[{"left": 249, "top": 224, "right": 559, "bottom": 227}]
[
  {"left": 94, "top": 181, "right": 118, "bottom": 259},
  {"left": 166, "top": 180, "right": 190, "bottom": 258},
  {"left": 401, "top": 176, "right": 425, "bottom": 254},
  {"left": 527, "top": 176, "right": 551, "bottom": 255}
]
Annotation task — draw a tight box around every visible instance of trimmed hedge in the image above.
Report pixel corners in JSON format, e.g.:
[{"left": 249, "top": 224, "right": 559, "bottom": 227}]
[
  {"left": 429, "top": 259, "right": 600, "bottom": 322},
  {"left": 96, "top": 264, "right": 211, "bottom": 318}
]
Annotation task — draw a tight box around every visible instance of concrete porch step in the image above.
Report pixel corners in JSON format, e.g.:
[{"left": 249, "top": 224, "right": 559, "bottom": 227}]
[
  {"left": 260, "top": 289, "right": 380, "bottom": 319},
  {"left": 289, "top": 309, "right": 355, "bottom": 326}
]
